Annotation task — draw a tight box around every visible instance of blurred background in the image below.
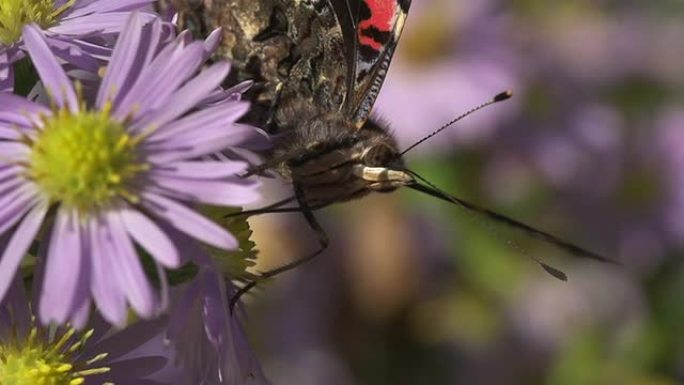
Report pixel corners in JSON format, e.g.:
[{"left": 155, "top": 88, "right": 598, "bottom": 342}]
[{"left": 244, "top": 1, "right": 684, "bottom": 384}]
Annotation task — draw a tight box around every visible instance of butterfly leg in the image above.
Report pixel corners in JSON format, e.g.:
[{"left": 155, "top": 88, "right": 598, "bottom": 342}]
[
  {"left": 229, "top": 183, "right": 329, "bottom": 311},
  {"left": 224, "top": 196, "right": 296, "bottom": 218},
  {"left": 224, "top": 197, "right": 332, "bottom": 218}
]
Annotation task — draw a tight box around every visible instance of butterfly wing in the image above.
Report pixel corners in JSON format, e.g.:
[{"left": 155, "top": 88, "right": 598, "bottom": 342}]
[
  {"left": 173, "top": 0, "right": 409, "bottom": 130},
  {"left": 173, "top": 0, "right": 351, "bottom": 129},
  {"left": 332, "top": 0, "right": 412, "bottom": 126}
]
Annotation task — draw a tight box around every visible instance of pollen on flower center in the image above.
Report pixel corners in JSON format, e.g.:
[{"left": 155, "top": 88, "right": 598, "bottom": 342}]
[
  {"left": 0, "top": 0, "right": 74, "bottom": 45},
  {"left": 0, "top": 326, "right": 110, "bottom": 385},
  {"left": 29, "top": 105, "right": 147, "bottom": 213}
]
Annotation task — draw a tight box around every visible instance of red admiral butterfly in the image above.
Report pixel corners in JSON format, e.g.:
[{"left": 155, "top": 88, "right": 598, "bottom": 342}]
[{"left": 172, "top": 0, "right": 612, "bottom": 303}]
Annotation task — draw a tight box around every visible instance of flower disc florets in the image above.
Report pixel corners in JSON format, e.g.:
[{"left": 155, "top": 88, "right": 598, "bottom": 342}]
[
  {"left": 0, "top": 326, "right": 109, "bottom": 385},
  {"left": 0, "top": 0, "right": 73, "bottom": 45},
  {"left": 28, "top": 104, "right": 146, "bottom": 213}
]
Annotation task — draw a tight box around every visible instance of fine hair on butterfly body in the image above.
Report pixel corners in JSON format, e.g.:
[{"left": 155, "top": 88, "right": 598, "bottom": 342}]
[{"left": 172, "top": 0, "right": 613, "bottom": 306}]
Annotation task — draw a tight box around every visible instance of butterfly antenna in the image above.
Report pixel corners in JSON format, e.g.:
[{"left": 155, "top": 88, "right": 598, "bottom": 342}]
[
  {"left": 400, "top": 90, "right": 512, "bottom": 156},
  {"left": 403, "top": 169, "right": 615, "bottom": 280}
]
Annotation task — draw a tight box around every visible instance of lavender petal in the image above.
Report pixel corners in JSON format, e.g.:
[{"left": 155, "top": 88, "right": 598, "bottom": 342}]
[
  {"left": 43, "top": 36, "right": 100, "bottom": 73},
  {"left": 146, "top": 101, "right": 248, "bottom": 143},
  {"left": 0, "top": 185, "right": 39, "bottom": 236},
  {"left": 39, "top": 208, "right": 85, "bottom": 324},
  {"left": 0, "top": 142, "right": 31, "bottom": 161},
  {"left": 105, "top": 209, "right": 157, "bottom": 318},
  {"left": 51, "top": 11, "right": 157, "bottom": 35},
  {"left": 203, "top": 28, "right": 222, "bottom": 59},
  {"left": 65, "top": 0, "right": 158, "bottom": 18},
  {"left": 132, "top": 62, "right": 231, "bottom": 131},
  {"left": 119, "top": 204, "right": 180, "bottom": 268},
  {"left": 97, "top": 13, "right": 146, "bottom": 108},
  {"left": 88, "top": 217, "right": 128, "bottom": 326},
  {"left": 150, "top": 175, "right": 260, "bottom": 206},
  {"left": 0, "top": 201, "right": 47, "bottom": 304},
  {"left": 0, "top": 52, "right": 13, "bottom": 92},
  {"left": 147, "top": 122, "right": 256, "bottom": 164},
  {"left": 115, "top": 43, "right": 205, "bottom": 121},
  {"left": 152, "top": 161, "right": 248, "bottom": 179},
  {"left": 22, "top": 25, "right": 78, "bottom": 112},
  {"left": 142, "top": 192, "right": 238, "bottom": 250},
  {"left": 0, "top": 92, "right": 51, "bottom": 118}
]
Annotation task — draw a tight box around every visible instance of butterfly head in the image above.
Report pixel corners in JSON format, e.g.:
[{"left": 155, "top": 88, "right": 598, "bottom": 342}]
[
  {"left": 281, "top": 115, "right": 413, "bottom": 205},
  {"left": 351, "top": 139, "right": 413, "bottom": 193}
]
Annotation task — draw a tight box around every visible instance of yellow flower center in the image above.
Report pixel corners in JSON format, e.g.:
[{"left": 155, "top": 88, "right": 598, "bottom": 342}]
[
  {"left": 28, "top": 104, "right": 147, "bottom": 213},
  {"left": 0, "top": 0, "right": 75, "bottom": 45},
  {"left": 0, "top": 327, "right": 110, "bottom": 385}
]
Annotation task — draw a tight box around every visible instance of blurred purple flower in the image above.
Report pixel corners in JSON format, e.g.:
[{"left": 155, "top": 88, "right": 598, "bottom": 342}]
[
  {"left": 0, "top": 276, "right": 181, "bottom": 385},
  {"left": 0, "top": 0, "right": 158, "bottom": 91},
  {"left": 167, "top": 251, "right": 270, "bottom": 385},
  {"left": 658, "top": 108, "right": 684, "bottom": 242},
  {"left": 0, "top": 15, "right": 262, "bottom": 327}
]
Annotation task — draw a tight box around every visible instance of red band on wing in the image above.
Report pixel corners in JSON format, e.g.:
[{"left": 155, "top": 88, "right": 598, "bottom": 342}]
[
  {"left": 360, "top": 0, "right": 395, "bottom": 32},
  {"left": 358, "top": 0, "right": 397, "bottom": 52},
  {"left": 358, "top": 35, "right": 383, "bottom": 50}
]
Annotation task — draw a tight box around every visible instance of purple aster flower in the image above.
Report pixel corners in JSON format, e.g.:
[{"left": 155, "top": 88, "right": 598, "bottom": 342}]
[
  {"left": 0, "top": 0, "right": 158, "bottom": 91},
  {"left": 167, "top": 248, "right": 270, "bottom": 385},
  {"left": 0, "top": 14, "right": 262, "bottom": 327},
  {"left": 0, "top": 275, "right": 183, "bottom": 385}
]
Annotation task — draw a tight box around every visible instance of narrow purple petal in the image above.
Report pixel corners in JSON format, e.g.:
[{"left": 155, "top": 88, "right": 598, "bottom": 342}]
[
  {"left": 88, "top": 218, "right": 127, "bottom": 326},
  {"left": 67, "top": 261, "right": 91, "bottom": 329},
  {"left": 105, "top": 209, "right": 157, "bottom": 317},
  {"left": 66, "top": 0, "right": 157, "bottom": 18},
  {"left": 0, "top": 185, "right": 39, "bottom": 236},
  {"left": 39, "top": 209, "right": 84, "bottom": 324},
  {"left": 147, "top": 122, "right": 256, "bottom": 164},
  {"left": 0, "top": 142, "right": 30, "bottom": 160},
  {"left": 0, "top": 202, "right": 48, "bottom": 305},
  {"left": 43, "top": 36, "right": 100, "bottom": 72},
  {"left": 198, "top": 80, "right": 253, "bottom": 106},
  {"left": 69, "top": 296, "right": 91, "bottom": 329},
  {"left": 119, "top": 205, "right": 180, "bottom": 268},
  {"left": 150, "top": 175, "right": 260, "bottom": 206},
  {"left": 225, "top": 80, "right": 254, "bottom": 96},
  {"left": 68, "top": 221, "right": 93, "bottom": 329},
  {"left": 131, "top": 62, "right": 232, "bottom": 131},
  {"left": 115, "top": 43, "right": 206, "bottom": 121},
  {"left": 166, "top": 278, "right": 199, "bottom": 339},
  {"left": 203, "top": 28, "right": 222, "bottom": 59},
  {"left": 146, "top": 102, "right": 248, "bottom": 143},
  {"left": 0, "top": 165, "right": 21, "bottom": 184},
  {"left": 69, "top": 39, "right": 113, "bottom": 61},
  {"left": 142, "top": 192, "right": 238, "bottom": 250},
  {"left": 152, "top": 161, "right": 248, "bottom": 179},
  {"left": 0, "top": 92, "right": 51, "bottom": 118},
  {"left": 97, "top": 13, "right": 145, "bottom": 107},
  {"left": 0, "top": 128, "right": 19, "bottom": 140},
  {"left": 232, "top": 123, "right": 273, "bottom": 151},
  {"left": 0, "top": 52, "right": 13, "bottom": 92},
  {"left": 0, "top": 174, "right": 25, "bottom": 197},
  {"left": 22, "top": 25, "right": 78, "bottom": 112},
  {"left": 51, "top": 12, "right": 156, "bottom": 35}
]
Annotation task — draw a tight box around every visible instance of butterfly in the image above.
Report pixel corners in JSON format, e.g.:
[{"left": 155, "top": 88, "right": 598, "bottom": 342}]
[{"left": 171, "top": 0, "right": 612, "bottom": 303}]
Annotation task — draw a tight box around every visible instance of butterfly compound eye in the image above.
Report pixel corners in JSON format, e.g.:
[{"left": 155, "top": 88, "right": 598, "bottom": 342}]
[{"left": 363, "top": 144, "right": 396, "bottom": 167}]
